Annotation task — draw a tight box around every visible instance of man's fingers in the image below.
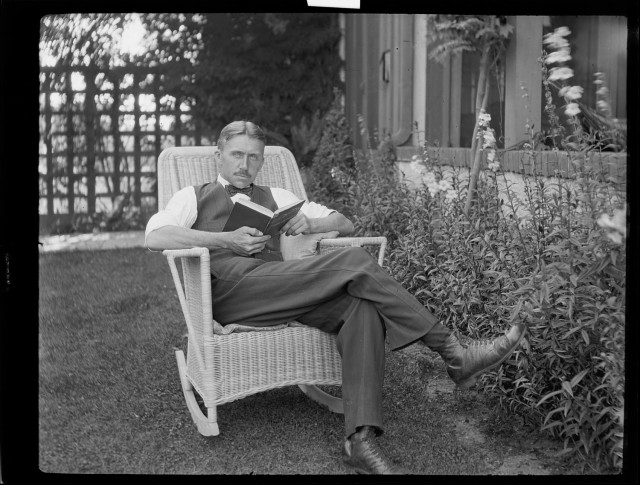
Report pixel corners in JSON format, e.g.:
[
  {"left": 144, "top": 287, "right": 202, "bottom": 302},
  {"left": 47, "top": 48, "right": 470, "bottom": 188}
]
[
  {"left": 281, "top": 213, "right": 303, "bottom": 233},
  {"left": 243, "top": 238, "right": 268, "bottom": 253},
  {"left": 238, "top": 226, "right": 263, "bottom": 236},
  {"left": 246, "top": 243, "right": 267, "bottom": 255},
  {"left": 280, "top": 220, "right": 294, "bottom": 234},
  {"left": 285, "top": 218, "right": 308, "bottom": 236},
  {"left": 249, "top": 240, "right": 267, "bottom": 249},
  {"left": 236, "top": 227, "right": 270, "bottom": 242}
]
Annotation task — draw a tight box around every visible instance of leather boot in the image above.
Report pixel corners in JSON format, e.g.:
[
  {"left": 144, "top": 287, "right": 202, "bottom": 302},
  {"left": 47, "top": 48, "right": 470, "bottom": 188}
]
[
  {"left": 342, "top": 426, "right": 409, "bottom": 474},
  {"left": 438, "top": 323, "right": 527, "bottom": 389}
]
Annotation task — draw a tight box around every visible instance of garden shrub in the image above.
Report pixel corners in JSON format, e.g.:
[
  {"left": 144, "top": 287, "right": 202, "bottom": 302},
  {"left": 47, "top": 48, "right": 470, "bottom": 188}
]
[
  {"left": 309, "top": 27, "right": 625, "bottom": 473},
  {"left": 306, "top": 89, "right": 358, "bottom": 219},
  {"left": 50, "top": 193, "right": 146, "bottom": 235},
  {"left": 351, "top": 133, "right": 625, "bottom": 473},
  {"left": 309, "top": 106, "right": 420, "bottom": 244},
  {"left": 290, "top": 111, "right": 324, "bottom": 168}
]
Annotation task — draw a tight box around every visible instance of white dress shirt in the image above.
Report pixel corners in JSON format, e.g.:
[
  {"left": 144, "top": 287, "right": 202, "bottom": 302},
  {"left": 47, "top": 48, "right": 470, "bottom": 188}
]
[{"left": 145, "top": 174, "right": 335, "bottom": 244}]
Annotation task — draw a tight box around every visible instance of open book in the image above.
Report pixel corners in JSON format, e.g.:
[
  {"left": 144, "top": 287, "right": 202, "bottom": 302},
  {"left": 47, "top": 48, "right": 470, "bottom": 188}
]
[{"left": 222, "top": 198, "right": 305, "bottom": 236}]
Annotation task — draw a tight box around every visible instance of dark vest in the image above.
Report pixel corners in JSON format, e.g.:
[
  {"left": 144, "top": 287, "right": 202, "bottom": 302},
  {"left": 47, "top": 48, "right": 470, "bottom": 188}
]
[{"left": 192, "top": 181, "right": 284, "bottom": 279}]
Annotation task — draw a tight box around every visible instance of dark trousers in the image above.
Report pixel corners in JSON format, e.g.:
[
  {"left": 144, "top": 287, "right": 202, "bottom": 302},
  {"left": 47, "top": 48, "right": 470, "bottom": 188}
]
[{"left": 210, "top": 247, "right": 438, "bottom": 436}]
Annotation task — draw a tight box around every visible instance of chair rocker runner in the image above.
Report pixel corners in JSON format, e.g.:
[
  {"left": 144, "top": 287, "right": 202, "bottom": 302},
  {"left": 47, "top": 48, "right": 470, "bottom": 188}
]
[{"left": 158, "top": 146, "right": 387, "bottom": 436}]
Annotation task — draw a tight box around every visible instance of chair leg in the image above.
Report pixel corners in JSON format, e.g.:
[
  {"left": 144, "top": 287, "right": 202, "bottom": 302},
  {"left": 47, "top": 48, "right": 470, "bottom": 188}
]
[
  {"left": 175, "top": 350, "right": 220, "bottom": 436},
  {"left": 298, "top": 385, "right": 344, "bottom": 414}
]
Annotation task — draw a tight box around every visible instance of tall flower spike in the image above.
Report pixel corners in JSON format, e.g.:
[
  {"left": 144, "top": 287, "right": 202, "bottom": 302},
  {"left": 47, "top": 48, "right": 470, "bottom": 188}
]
[
  {"left": 549, "top": 67, "right": 574, "bottom": 81},
  {"left": 544, "top": 48, "right": 571, "bottom": 65},
  {"left": 543, "top": 26, "right": 572, "bottom": 50},
  {"left": 560, "top": 86, "right": 583, "bottom": 101},
  {"left": 478, "top": 111, "right": 491, "bottom": 127},
  {"left": 565, "top": 103, "right": 581, "bottom": 117}
]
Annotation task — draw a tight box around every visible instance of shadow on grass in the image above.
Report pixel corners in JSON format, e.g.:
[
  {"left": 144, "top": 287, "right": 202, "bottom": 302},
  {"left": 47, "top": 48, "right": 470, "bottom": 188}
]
[{"left": 39, "top": 248, "right": 576, "bottom": 475}]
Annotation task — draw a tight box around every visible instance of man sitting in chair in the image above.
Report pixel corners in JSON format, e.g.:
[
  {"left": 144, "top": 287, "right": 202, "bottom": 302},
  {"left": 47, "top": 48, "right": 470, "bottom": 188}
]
[{"left": 145, "top": 120, "right": 526, "bottom": 475}]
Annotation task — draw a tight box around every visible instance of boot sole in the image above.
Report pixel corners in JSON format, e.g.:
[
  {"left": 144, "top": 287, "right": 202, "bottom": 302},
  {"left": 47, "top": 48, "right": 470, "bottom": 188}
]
[
  {"left": 455, "top": 325, "right": 527, "bottom": 390},
  {"left": 343, "top": 452, "right": 375, "bottom": 474},
  {"left": 343, "top": 456, "right": 407, "bottom": 474},
  {"left": 343, "top": 461, "right": 372, "bottom": 474},
  {"left": 343, "top": 448, "right": 369, "bottom": 474}
]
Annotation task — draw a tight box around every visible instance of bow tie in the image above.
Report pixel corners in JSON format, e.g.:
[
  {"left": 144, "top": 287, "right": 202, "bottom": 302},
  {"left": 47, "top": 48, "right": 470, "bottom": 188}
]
[{"left": 226, "top": 184, "right": 254, "bottom": 197}]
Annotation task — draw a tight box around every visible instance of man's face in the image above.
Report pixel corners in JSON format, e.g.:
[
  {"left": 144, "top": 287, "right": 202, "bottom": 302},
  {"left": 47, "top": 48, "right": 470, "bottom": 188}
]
[{"left": 217, "top": 134, "right": 265, "bottom": 188}]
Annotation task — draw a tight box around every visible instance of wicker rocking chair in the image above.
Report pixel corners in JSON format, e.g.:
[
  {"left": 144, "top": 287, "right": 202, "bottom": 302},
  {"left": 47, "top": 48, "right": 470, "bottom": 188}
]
[{"left": 158, "top": 145, "right": 387, "bottom": 436}]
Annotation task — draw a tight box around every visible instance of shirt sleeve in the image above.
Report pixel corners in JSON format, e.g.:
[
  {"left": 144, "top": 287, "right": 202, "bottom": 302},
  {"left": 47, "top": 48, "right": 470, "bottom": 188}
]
[
  {"left": 270, "top": 187, "right": 335, "bottom": 219},
  {"left": 145, "top": 186, "right": 198, "bottom": 241}
]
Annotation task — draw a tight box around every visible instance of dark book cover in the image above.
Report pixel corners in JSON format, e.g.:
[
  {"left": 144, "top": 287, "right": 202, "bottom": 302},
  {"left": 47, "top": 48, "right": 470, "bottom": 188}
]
[{"left": 223, "top": 198, "right": 304, "bottom": 236}]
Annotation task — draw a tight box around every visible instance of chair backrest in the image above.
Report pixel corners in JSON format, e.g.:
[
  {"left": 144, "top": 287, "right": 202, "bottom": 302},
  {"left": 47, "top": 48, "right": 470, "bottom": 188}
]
[{"left": 157, "top": 145, "right": 308, "bottom": 210}]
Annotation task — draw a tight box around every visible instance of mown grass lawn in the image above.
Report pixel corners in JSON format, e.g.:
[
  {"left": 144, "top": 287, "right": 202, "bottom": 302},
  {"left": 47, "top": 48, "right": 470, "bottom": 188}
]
[{"left": 38, "top": 247, "right": 574, "bottom": 475}]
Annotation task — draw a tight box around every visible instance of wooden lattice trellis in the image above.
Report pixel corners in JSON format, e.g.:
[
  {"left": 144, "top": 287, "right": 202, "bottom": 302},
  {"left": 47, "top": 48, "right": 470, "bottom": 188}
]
[{"left": 39, "top": 65, "right": 210, "bottom": 234}]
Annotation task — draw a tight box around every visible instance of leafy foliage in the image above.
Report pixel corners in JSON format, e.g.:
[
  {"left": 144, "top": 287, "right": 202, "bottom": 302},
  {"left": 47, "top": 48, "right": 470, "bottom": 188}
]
[
  {"left": 40, "top": 13, "right": 204, "bottom": 70},
  {"left": 183, "top": 13, "right": 342, "bottom": 147},
  {"left": 308, "top": 79, "right": 625, "bottom": 475},
  {"left": 40, "top": 13, "right": 342, "bottom": 144},
  {"left": 427, "top": 15, "right": 513, "bottom": 65},
  {"left": 306, "top": 89, "right": 357, "bottom": 218},
  {"left": 367, "top": 151, "right": 622, "bottom": 474},
  {"left": 291, "top": 111, "right": 325, "bottom": 168}
]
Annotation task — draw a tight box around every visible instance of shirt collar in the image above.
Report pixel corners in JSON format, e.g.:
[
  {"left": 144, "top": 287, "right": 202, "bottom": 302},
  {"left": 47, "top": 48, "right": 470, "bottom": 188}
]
[
  {"left": 217, "top": 174, "right": 230, "bottom": 187},
  {"left": 218, "top": 174, "right": 253, "bottom": 201}
]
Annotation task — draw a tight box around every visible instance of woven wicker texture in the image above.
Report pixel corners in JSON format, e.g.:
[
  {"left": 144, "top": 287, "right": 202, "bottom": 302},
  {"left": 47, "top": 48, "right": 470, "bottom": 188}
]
[{"left": 159, "top": 145, "right": 387, "bottom": 430}]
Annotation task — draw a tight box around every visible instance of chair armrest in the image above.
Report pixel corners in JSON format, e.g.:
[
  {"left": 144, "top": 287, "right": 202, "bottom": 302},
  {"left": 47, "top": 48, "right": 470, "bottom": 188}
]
[
  {"left": 162, "top": 247, "right": 214, "bottom": 371},
  {"left": 162, "top": 247, "right": 209, "bottom": 259},
  {"left": 318, "top": 236, "right": 387, "bottom": 267}
]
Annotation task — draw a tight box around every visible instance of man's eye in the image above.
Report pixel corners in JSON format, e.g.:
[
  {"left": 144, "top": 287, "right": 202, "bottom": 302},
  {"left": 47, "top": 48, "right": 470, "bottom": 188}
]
[
  {"left": 232, "top": 152, "right": 243, "bottom": 158},
  {"left": 249, "top": 154, "right": 259, "bottom": 162}
]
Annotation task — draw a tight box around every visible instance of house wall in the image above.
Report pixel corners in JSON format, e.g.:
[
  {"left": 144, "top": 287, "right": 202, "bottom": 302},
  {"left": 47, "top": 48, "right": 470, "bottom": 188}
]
[
  {"left": 343, "top": 14, "right": 628, "bottom": 165},
  {"left": 343, "top": 14, "right": 414, "bottom": 149},
  {"left": 504, "top": 16, "right": 544, "bottom": 149},
  {"left": 342, "top": 14, "right": 627, "bottom": 224}
]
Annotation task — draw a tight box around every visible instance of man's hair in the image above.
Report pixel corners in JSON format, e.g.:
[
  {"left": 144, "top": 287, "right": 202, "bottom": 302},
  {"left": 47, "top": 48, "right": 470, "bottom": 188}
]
[{"left": 216, "top": 121, "right": 266, "bottom": 151}]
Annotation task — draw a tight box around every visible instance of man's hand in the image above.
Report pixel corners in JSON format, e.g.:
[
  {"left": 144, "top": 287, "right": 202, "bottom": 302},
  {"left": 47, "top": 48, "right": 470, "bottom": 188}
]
[
  {"left": 281, "top": 212, "right": 311, "bottom": 236},
  {"left": 224, "top": 227, "right": 271, "bottom": 256}
]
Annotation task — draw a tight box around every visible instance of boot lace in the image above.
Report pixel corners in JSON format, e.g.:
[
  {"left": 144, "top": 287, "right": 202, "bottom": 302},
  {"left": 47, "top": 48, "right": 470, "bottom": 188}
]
[{"left": 466, "top": 337, "right": 496, "bottom": 349}]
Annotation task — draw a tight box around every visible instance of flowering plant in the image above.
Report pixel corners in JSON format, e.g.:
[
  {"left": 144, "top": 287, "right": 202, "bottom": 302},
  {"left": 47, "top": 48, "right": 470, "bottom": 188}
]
[
  {"left": 597, "top": 204, "right": 627, "bottom": 245},
  {"left": 477, "top": 111, "right": 500, "bottom": 172},
  {"left": 543, "top": 27, "right": 582, "bottom": 120},
  {"left": 310, "top": 23, "right": 625, "bottom": 474},
  {"left": 410, "top": 155, "right": 458, "bottom": 201}
]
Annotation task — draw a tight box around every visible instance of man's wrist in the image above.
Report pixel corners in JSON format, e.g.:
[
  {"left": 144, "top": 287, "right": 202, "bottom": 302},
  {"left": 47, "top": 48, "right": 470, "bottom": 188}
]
[
  {"left": 307, "top": 218, "right": 320, "bottom": 234},
  {"left": 214, "top": 231, "right": 229, "bottom": 250}
]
